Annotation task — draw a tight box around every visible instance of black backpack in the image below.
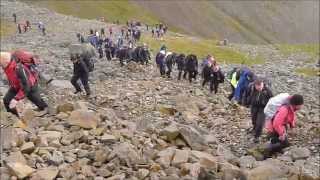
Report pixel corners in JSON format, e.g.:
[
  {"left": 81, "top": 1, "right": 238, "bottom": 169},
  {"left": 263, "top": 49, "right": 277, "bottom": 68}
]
[{"left": 82, "top": 56, "right": 94, "bottom": 72}]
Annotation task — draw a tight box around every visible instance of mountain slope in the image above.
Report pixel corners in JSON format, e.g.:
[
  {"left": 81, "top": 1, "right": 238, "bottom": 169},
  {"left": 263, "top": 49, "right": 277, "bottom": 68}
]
[{"left": 133, "top": 0, "right": 319, "bottom": 44}]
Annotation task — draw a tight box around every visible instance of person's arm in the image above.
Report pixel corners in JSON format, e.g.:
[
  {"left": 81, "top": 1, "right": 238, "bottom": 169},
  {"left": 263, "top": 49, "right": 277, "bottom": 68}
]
[
  {"left": 272, "top": 106, "right": 289, "bottom": 139},
  {"left": 16, "top": 63, "right": 30, "bottom": 99}
]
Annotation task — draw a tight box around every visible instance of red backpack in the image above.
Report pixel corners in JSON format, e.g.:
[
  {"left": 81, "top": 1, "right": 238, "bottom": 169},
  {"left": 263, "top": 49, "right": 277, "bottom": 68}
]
[{"left": 11, "top": 50, "right": 40, "bottom": 83}]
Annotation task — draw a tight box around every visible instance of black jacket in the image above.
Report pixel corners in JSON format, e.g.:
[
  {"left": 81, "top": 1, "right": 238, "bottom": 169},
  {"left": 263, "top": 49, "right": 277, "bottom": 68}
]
[{"left": 243, "top": 83, "right": 273, "bottom": 108}]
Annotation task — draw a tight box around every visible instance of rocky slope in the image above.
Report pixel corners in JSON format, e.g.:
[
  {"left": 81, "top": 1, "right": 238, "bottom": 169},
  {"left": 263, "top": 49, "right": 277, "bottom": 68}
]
[{"left": 0, "top": 1, "right": 319, "bottom": 180}]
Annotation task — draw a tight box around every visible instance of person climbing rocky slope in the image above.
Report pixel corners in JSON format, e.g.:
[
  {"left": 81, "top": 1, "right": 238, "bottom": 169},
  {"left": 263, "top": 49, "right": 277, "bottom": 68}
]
[{"left": 0, "top": 1, "right": 319, "bottom": 179}]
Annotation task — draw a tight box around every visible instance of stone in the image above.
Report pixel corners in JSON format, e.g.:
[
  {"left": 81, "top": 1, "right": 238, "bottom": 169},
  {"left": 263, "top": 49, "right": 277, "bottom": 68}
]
[
  {"left": 191, "top": 151, "right": 218, "bottom": 171},
  {"left": 96, "top": 168, "right": 112, "bottom": 177},
  {"left": 290, "top": 147, "right": 310, "bottom": 161},
  {"left": 172, "top": 149, "right": 190, "bottom": 167},
  {"left": 150, "top": 163, "right": 161, "bottom": 172},
  {"left": 68, "top": 110, "right": 99, "bottom": 129},
  {"left": 57, "top": 102, "right": 74, "bottom": 113},
  {"left": 113, "top": 142, "right": 141, "bottom": 167},
  {"left": 5, "top": 151, "right": 27, "bottom": 165},
  {"left": 49, "top": 80, "right": 74, "bottom": 89},
  {"left": 217, "top": 145, "right": 239, "bottom": 165},
  {"left": 31, "top": 167, "right": 59, "bottom": 180},
  {"left": 6, "top": 162, "right": 35, "bottom": 179},
  {"left": 204, "top": 134, "right": 218, "bottom": 144},
  {"left": 101, "top": 134, "right": 117, "bottom": 143},
  {"left": 178, "top": 125, "right": 208, "bottom": 150},
  {"left": 49, "top": 151, "right": 64, "bottom": 166},
  {"left": 138, "top": 168, "right": 150, "bottom": 179},
  {"left": 20, "top": 142, "right": 35, "bottom": 154},
  {"left": 38, "top": 131, "right": 62, "bottom": 142},
  {"left": 158, "top": 106, "right": 177, "bottom": 116},
  {"left": 81, "top": 165, "right": 94, "bottom": 177},
  {"left": 95, "top": 149, "right": 110, "bottom": 163},
  {"left": 156, "top": 147, "right": 176, "bottom": 168},
  {"left": 106, "top": 174, "right": 126, "bottom": 180},
  {"left": 1, "top": 127, "right": 25, "bottom": 150},
  {"left": 239, "top": 156, "right": 257, "bottom": 169},
  {"left": 244, "top": 164, "right": 287, "bottom": 180},
  {"left": 160, "top": 124, "right": 180, "bottom": 141}
]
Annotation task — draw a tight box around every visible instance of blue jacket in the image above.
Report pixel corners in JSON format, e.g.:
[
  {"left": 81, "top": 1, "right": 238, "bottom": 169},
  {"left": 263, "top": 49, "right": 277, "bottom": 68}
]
[{"left": 234, "top": 68, "right": 252, "bottom": 102}]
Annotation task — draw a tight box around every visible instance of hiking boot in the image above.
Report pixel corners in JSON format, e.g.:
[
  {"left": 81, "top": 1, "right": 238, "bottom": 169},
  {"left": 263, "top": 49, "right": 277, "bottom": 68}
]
[{"left": 74, "top": 90, "right": 82, "bottom": 94}]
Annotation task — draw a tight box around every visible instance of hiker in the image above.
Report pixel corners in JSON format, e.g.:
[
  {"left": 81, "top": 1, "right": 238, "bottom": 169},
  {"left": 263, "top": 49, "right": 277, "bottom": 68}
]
[
  {"left": 227, "top": 67, "right": 240, "bottom": 100},
  {"left": 265, "top": 94, "right": 304, "bottom": 156},
  {"left": 13, "top": 13, "right": 17, "bottom": 23},
  {"left": 184, "top": 54, "right": 198, "bottom": 83},
  {"left": 201, "top": 62, "right": 213, "bottom": 88},
  {"left": 165, "top": 52, "right": 176, "bottom": 78},
  {"left": 0, "top": 51, "right": 48, "bottom": 117},
  {"left": 233, "top": 68, "right": 255, "bottom": 104},
  {"left": 101, "top": 28, "right": 105, "bottom": 36},
  {"left": 42, "top": 26, "right": 46, "bottom": 36},
  {"left": 98, "top": 46, "right": 103, "bottom": 59},
  {"left": 109, "top": 27, "right": 113, "bottom": 36},
  {"left": 26, "top": 20, "right": 31, "bottom": 30},
  {"left": 209, "top": 60, "right": 224, "bottom": 94},
  {"left": 243, "top": 79, "right": 273, "bottom": 143},
  {"left": 139, "top": 44, "right": 151, "bottom": 65},
  {"left": 17, "top": 23, "right": 22, "bottom": 34},
  {"left": 23, "top": 22, "right": 27, "bottom": 33},
  {"left": 69, "top": 44, "right": 95, "bottom": 96},
  {"left": 176, "top": 53, "right": 186, "bottom": 80},
  {"left": 155, "top": 50, "right": 166, "bottom": 76}
]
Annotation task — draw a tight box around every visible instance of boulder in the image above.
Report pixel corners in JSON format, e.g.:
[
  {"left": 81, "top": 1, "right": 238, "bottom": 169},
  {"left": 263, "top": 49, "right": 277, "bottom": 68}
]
[
  {"left": 38, "top": 131, "right": 62, "bottom": 142},
  {"left": 4, "top": 151, "right": 27, "bottom": 165},
  {"left": 191, "top": 151, "right": 219, "bottom": 171},
  {"left": 138, "top": 168, "right": 150, "bottom": 180},
  {"left": 68, "top": 110, "right": 99, "bottom": 129},
  {"left": 113, "top": 142, "right": 141, "bottom": 167},
  {"left": 244, "top": 163, "right": 287, "bottom": 180},
  {"left": 20, "top": 142, "right": 35, "bottom": 154},
  {"left": 156, "top": 147, "right": 176, "bottom": 168},
  {"left": 49, "top": 80, "right": 73, "bottom": 89},
  {"left": 289, "top": 147, "right": 311, "bottom": 161},
  {"left": 6, "top": 162, "right": 35, "bottom": 179},
  {"left": 31, "top": 167, "right": 59, "bottom": 180},
  {"left": 178, "top": 125, "right": 208, "bottom": 150},
  {"left": 56, "top": 102, "right": 74, "bottom": 113},
  {"left": 160, "top": 124, "right": 180, "bottom": 141},
  {"left": 239, "top": 156, "right": 257, "bottom": 169},
  {"left": 171, "top": 149, "right": 190, "bottom": 167},
  {"left": 100, "top": 134, "right": 117, "bottom": 144}
]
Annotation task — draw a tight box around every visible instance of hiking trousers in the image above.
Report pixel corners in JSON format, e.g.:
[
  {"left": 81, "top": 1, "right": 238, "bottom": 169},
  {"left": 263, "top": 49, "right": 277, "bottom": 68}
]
[
  {"left": 71, "top": 72, "right": 90, "bottom": 95},
  {"left": 209, "top": 79, "right": 219, "bottom": 94},
  {"left": 3, "top": 85, "right": 48, "bottom": 117},
  {"left": 266, "top": 132, "right": 290, "bottom": 155},
  {"left": 250, "top": 106, "right": 266, "bottom": 138}
]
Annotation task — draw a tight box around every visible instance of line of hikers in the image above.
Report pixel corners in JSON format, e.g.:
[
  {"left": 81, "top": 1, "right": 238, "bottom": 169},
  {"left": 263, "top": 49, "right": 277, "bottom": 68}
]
[
  {"left": 154, "top": 45, "right": 304, "bottom": 158},
  {"left": 0, "top": 41, "right": 304, "bottom": 159}
]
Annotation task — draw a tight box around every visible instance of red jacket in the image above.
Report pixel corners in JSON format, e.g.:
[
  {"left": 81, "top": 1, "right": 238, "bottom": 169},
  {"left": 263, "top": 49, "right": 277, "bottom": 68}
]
[
  {"left": 266, "top": 105, "right": 296, "bottom": 137},
  {"left": 4, "top": 60, "right": 37, "bottom": 100}
]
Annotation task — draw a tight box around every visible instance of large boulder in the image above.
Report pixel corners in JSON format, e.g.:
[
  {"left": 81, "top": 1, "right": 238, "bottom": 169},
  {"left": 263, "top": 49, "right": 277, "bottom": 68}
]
[
  {"left": 113, "top": 142, "right": 141, "bottom": 167},
  {"left": 68, "top": 110, "right": 99, "bottom": 129},
  {"left": 171, "top": 149, "right": 190, "bottom": 167},
  {"left": 191, "top": 151, "right": 219, "bottom": 172},
  {"left": 156, "top": 147, "right": 176, "bottom": 168},
  {"left": 6, "top": 162, "right": 35, "bottom": 179},
  {"left": 289, "top": 147, "right": 311, "bottom": 161},
  {"left": 178, "top": 125, "right": 208, "bottom": 151},
  {"left": 31, "top": 167, "right": 59, "bottom": 180}
]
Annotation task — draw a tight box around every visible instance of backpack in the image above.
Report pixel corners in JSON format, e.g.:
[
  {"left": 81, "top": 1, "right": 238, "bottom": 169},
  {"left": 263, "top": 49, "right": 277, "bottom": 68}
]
[
  {"left": 69, "top": 44, "right": 96, "bottom": 72},
  {"left": 264, "top": 93, "right": 290, "bottom": 120},
  {"left": 11, "top": 50, "right": 40, "bottom": 82}
]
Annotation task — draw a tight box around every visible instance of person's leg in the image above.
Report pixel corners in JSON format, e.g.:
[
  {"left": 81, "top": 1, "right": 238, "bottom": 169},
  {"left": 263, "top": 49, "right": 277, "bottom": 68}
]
[
  {"left": 3, "top": 88, "right": 19, "bottom": 116},
  {"left": 251, "top": 107, "right": 259, "bottom": 132},
  {"left": 209, "top": 78, "right": 214, "bottom": 93},
  {"left": 71, "top": 73, "right": 82, "bottom": 93},
  {"left": 267, "top": 133, "right": 290, "bottom": 155},
  {"left": 188, "top": 71, "right": 193, "bottom": 83},
  {"left": 178, "top": 71, "right": 182, "bottom": 80},
  {"left": 80, "top": 73, "right": 90, "bottom": 95},
  {"left": 228, "top": 86, "right": 235, "bottom": 100},
  {"left": 183, "top": 71, "right": 187, "bottom": 79},
  {"left": 214, "top": 81, "right": 219, "bottom": 94},
  {"left": 254, "top": 108, "right": 266, "bottom": 139},
  {"left": 26, "top": 85, "right": 48, "bottom": 110}
]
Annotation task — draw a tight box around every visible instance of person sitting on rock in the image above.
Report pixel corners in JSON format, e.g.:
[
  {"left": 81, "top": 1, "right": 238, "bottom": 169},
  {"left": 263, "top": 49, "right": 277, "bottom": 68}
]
[
  {"left": 264, "top": 94, "right": 304, "bottom": 156},
  {"left": 0, "top": 51, "right": 48, "bottom": 117},
  {"left": 243, "top": 79, "right": 273, "bottom": 143}
]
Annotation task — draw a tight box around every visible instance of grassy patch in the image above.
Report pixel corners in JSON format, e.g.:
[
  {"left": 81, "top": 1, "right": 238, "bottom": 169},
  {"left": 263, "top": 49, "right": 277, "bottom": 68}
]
[
  {"left": 141, "top": 35, "right": 264, "bottom": 65},
  {"left": 277, "top": 44, "right": 320, "bottom": 61},
  {"left": 0, "top": 19, "right": 16, "bottom": 38},
  {"left": 24, "top": 0, "right": 160, "bottom": 25},
  {"left": 295, "top": 67, "right": 319, "bottom": 77}
]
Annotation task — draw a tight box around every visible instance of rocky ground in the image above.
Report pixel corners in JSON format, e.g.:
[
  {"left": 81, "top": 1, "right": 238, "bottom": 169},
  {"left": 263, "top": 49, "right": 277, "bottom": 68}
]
[{"left": 0, "top": 1, "right": 319, "bottom": 180}]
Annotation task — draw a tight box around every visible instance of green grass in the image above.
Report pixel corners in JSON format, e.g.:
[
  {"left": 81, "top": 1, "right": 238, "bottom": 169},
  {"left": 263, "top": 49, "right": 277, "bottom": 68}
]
[
  {"left": 295, "top": 67, "right": 319, "bottom": 77},
  {"left": 141, "top": 35, "right": 264, "bottom": 65},
  {"left": 23, "top": 0, "right": 160, "bottom": 25},
  {"left": 277, "top": 44, "right": 320, "bottom": 61},
  {"left": 0, "top": 18, "right": 16, "bottom": 38}
]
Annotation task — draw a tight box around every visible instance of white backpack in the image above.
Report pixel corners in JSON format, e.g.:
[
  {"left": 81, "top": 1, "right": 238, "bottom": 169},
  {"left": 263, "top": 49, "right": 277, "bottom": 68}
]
[{"left": 264, "top": 93, "right": 290, "bottom": 120}]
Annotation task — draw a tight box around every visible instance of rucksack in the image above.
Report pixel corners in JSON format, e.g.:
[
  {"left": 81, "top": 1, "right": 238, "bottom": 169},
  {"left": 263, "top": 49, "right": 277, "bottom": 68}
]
[
  {"left": 69, "top": 43, "right": 96, "bottom": 72},
  {"left": 11, "top": 50, "right": 40, "bottom": 81},
  {"left": 264, "top": 93, "right": 290, "bottom": 120}
]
